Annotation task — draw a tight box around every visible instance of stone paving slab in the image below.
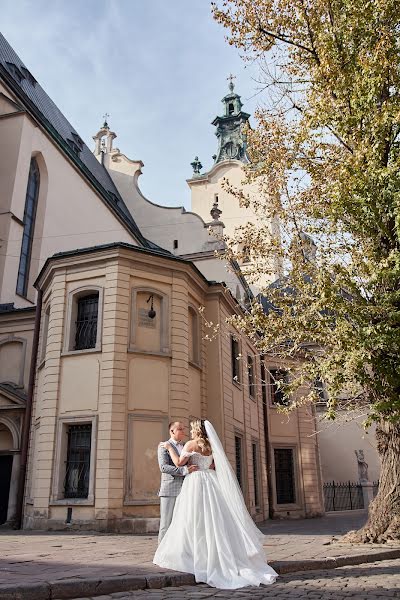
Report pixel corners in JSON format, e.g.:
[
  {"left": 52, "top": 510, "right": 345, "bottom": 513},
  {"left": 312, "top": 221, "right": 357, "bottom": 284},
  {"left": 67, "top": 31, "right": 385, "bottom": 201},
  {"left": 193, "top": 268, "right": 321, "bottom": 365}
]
[
  {"left": 72, "top": 559, "right": 400, "bottom": 600},
  {"left": 0, "top": 512, "right": 399, "bottom": 599}
]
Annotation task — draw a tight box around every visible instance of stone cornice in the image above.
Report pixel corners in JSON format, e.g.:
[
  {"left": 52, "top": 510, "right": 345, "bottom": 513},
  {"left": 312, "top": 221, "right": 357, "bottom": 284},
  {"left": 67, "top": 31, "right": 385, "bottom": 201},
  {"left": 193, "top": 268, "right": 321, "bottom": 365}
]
[{"left": 35, "top": 242, "right": 211, "bottom": 296}]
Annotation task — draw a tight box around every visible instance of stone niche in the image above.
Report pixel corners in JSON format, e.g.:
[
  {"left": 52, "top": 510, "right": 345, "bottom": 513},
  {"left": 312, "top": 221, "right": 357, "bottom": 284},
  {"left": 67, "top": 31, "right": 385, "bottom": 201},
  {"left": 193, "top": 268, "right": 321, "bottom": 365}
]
[
  {"left": 125, "top": 414, "right": 168, "bottom": 503},
  {"left": 59, "top": 355, "right": 100, "bottom": 413},
  {"left": 0, "top": 337, "right": 25, "bottom": 387},
  {"left": 129, "top": 289, "right": 170, "bottom": 354}
]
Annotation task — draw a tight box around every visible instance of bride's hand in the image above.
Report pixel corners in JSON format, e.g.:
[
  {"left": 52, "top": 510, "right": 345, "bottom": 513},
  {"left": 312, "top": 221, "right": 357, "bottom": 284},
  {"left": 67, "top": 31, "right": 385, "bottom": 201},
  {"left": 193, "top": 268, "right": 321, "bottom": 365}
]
[{"left": 160, "top": 442, "right": 172, "bottom": 450}]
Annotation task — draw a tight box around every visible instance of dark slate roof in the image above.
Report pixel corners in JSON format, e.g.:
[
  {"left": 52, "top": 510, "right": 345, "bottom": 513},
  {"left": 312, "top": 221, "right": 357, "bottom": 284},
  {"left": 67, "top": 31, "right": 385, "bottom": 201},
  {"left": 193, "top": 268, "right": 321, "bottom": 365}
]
[
  {"left": 35, "top": 241, "right": 209, "bottom": 288},
  {"left": 0, "top": 33, "right": 166, "bottom": 252}
]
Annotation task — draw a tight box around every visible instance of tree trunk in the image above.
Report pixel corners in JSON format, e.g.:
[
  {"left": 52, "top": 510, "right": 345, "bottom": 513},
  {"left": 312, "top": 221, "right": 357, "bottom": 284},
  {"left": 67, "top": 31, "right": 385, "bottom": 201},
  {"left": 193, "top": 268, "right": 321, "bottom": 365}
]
[{"left": 343, "top": 420, "right": 400, "bottom": 543}]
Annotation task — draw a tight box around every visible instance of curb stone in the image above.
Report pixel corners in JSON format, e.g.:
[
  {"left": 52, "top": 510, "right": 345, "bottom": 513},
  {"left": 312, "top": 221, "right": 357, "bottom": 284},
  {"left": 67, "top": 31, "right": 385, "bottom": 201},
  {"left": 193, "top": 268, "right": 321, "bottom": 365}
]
[
  {"left": 272, "top": 548, "right": 400, "bottom": 574},
  {"left": 0, "top": 549, "right": 399, "bottom": 600}
]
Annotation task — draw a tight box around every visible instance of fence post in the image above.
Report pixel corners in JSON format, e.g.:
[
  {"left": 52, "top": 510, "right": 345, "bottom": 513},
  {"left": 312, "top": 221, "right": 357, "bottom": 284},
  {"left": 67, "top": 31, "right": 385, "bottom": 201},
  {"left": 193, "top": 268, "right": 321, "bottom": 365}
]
[
  {"left": 332, "top": 481, "right": 336, "bottom": 511},
  {"left": 348, "top": 481, "right": 353, "bottom": 510},
  {"left": 361, "top": 481, "right": 374, "bottom": 509}
]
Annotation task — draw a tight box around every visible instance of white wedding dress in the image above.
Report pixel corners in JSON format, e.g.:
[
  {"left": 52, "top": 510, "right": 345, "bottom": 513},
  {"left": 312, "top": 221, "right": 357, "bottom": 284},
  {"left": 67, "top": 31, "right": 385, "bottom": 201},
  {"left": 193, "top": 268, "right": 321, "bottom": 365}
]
[{"left": 153, "top": 421, "right": 277, "bottom": 589}]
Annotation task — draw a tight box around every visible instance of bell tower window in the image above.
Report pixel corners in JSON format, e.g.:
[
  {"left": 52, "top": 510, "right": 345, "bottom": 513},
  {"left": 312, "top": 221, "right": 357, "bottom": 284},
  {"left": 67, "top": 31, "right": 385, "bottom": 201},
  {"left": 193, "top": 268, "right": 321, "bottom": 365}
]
[{"left": 228, "top": 102, "right": 234, "bottom": 115}]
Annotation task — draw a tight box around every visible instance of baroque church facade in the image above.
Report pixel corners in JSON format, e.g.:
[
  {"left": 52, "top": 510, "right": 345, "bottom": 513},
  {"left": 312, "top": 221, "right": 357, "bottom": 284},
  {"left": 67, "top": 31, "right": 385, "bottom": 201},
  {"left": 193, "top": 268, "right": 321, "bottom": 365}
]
[{"left": 0, "top": 33, "right": 325, "bottom": 531}]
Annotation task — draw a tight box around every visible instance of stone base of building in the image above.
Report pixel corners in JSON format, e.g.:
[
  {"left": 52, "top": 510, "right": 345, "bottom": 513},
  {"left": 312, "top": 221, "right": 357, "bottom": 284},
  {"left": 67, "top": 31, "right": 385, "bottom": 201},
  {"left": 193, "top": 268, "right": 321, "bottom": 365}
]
[
  {"left": 23, "top": 515, "right": 160, "bottom": 534},
  {"left": 273, "top": 509, "right": 324, "bottom": 519}
]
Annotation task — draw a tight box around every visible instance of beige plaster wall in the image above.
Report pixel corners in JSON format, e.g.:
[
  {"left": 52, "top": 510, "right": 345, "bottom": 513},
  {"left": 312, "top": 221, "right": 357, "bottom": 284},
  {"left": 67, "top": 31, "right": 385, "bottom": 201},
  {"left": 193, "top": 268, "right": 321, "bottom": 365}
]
[
  {"left": 105, "top": 151, "right": 218, "bottom": 257},
  {"left": 0, "top": 310, "right": 34, "bottom": 390},
  {"left": 317, "top": 414, "right": 380, "bottom": 483},
  {"left": 188, "top": 161, "right": 282, "bottom": 290}
]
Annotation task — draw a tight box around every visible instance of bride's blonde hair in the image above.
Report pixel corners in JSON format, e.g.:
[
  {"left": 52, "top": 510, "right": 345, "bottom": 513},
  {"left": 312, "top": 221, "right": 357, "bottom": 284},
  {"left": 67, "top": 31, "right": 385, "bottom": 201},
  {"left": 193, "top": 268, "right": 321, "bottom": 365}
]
[{"left": 190, "top": 419, "right": 211, "bottom": 453}]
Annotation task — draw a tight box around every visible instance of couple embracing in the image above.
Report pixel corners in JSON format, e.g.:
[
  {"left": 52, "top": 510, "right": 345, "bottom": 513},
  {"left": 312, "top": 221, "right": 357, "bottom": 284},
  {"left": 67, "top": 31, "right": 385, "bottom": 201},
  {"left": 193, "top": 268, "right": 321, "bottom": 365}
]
[{"left": 154, "top": 418, "right": 277, "bottom": 589}]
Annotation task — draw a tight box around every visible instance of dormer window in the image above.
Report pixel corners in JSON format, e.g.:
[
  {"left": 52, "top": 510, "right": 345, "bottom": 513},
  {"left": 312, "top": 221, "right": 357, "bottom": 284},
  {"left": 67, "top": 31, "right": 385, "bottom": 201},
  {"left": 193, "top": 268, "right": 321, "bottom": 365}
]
[
  {"left": 66, "top": 139, "right": 82, "bottom": 156},
  {"left": 228, "top": 102, "right": 235, "bottom": 115},
  {"left": 67, "top": 132, "right": 84, "bottom": 156},
  {"left": 20, "top": 67, "right": 36, "bottom": 86},
  {"left": 5, "top": 62, "right": 24, "bottom": 83}
]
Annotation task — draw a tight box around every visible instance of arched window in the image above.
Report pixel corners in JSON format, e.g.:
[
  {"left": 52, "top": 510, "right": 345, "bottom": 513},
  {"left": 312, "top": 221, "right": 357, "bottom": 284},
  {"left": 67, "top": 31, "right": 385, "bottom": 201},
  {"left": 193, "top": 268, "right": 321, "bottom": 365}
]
[
  {"left": 64, "top": 287, "right": 103, "bottom": 353},
  {"left": 16, "top": 158, "right": 40, "bottom": 296},
  {"left": 228, "top": 102, "right": 235, "bottom": 115}
]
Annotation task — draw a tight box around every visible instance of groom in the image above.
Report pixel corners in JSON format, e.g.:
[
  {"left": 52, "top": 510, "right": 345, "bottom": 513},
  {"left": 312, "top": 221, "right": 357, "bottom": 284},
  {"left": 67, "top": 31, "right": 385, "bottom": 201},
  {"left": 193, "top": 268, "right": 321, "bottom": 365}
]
[{"left": 157, "top": 421, "right": 198, "bottom": 543}]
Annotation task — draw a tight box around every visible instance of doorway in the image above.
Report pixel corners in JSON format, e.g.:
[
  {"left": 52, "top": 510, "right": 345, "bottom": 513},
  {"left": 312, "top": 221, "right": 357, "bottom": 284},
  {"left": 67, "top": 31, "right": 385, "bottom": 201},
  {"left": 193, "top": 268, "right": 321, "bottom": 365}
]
[{"left": 0, "top": 455, "right": 13, "bottom": 524}]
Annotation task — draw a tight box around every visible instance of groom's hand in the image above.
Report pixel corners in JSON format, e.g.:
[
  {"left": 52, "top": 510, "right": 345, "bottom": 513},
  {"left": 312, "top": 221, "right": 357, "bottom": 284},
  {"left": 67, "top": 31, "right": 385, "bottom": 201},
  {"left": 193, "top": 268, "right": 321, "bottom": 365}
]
[{"left": 187, "top": 465, "right": 198, "bottom": 473}]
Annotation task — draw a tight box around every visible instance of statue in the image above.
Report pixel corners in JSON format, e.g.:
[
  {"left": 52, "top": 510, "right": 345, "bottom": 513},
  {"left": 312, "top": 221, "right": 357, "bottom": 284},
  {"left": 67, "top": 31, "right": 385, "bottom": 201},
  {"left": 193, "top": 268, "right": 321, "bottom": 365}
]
[{"left": 355, "top": 450, "right": 369, "bottom": 482}]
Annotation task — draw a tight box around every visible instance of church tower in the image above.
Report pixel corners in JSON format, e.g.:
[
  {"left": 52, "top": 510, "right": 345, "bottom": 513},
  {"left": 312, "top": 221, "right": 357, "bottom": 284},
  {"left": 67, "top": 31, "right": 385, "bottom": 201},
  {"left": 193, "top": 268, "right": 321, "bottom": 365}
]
[
  {"left": 212, "top": 75, "right": 250, "bottom": 164},
  {"left": 188, "top": 79, "right": 282, "bottom": 288}
]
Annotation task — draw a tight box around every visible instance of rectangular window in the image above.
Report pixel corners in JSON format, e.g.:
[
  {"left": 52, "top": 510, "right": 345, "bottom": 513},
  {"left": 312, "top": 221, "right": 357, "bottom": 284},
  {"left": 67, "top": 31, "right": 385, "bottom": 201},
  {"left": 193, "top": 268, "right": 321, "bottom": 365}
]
[
  {"left": 260, "top": 360, "right": 267, "bottom": 404},
  {"left": 231, "top": 336, "right": 241, "bottom": 383},
  {"left": 252, "top": 442, "right": 260, "bottom": 506},
  {"left": 270, "top": 369, "right": 290, "bottom": 406},
  {"left": 247, "top": 355, "right": 255, "bottom": 398},
  {"left": 235, "top": 435, "right": 243, "bottom": 490},
  {"left": 64, "top": 424, "right": 92, "bottom": 498},
  {"left": 315, "top": 378, "right": 327, "bottom": 403},
  {"left": 274, "top": 448, "right": 296, "bottom": 504},
  {"left": 74, "top": 294, "right": 99, "bottom": 350}
]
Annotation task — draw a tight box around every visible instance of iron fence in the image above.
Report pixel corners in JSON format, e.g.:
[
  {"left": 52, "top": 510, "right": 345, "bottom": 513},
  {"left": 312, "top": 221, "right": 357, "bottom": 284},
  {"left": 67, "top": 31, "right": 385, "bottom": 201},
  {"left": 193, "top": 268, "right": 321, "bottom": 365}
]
[{"left": 323, "top": 480, "right": 364, "bottom": 511}]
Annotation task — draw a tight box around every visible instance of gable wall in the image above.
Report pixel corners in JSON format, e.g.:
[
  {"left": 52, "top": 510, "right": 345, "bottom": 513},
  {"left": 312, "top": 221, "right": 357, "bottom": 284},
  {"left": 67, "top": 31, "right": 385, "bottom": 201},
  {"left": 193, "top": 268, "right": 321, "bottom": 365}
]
[{"left": 0, "top": 82, "right": 138, "bottom": 308}]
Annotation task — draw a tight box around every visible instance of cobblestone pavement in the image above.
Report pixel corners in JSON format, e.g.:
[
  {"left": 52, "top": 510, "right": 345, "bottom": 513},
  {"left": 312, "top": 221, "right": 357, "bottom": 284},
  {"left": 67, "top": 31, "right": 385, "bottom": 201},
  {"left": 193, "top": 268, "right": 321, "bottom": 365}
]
[
  {"left": 74, "top": 559, "right": 400, "bottom": 599},
  {"left": 3, "top": 511, "right": 397, "bottom": 587}
]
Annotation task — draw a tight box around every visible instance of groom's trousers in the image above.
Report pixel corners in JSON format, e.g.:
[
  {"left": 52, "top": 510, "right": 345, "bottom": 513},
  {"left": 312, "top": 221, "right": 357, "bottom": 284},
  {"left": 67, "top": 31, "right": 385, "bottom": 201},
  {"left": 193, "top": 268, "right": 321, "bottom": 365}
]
[{"left": 158, "top": 496, "right": 176, "bottom": 544}]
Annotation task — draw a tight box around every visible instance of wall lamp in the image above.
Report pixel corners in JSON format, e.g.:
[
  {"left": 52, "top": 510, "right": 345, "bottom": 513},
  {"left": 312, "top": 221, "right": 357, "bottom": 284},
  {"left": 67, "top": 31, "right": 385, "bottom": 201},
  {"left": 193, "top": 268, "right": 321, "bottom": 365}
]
[{"left": 147, "top": 294, "right": 156, "bottom": 319}]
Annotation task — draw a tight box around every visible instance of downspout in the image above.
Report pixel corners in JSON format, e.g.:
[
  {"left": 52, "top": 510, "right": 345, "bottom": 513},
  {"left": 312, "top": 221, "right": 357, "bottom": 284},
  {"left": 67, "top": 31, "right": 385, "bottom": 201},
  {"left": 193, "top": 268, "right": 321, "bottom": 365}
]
[
  {"left": 261, "top": 359, "right": 274, "bottom": 519},
  {"left": 15, "top": 289, "right": 42, "bottom": 529}
]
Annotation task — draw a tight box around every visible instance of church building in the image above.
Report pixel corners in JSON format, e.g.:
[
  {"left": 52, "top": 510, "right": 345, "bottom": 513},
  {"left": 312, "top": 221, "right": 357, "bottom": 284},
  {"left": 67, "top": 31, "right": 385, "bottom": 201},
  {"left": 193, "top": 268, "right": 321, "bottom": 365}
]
[{"left": 0, "top": 32, "right": 324, "bottom": 532}]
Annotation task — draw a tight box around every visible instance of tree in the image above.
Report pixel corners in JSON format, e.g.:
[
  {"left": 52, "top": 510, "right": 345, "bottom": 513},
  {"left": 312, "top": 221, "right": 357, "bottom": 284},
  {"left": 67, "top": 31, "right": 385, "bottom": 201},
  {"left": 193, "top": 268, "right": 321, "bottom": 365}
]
[{"left": 212, "top": 0, "right": 400, "bottom": 542}]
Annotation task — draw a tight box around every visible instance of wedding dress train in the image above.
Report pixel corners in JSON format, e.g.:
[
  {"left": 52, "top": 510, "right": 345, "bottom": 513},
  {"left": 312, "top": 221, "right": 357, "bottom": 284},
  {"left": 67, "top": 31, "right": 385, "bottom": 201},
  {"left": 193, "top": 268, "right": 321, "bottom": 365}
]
[{"left": 153, "top": 422, "right": 277, "bottom": 589}]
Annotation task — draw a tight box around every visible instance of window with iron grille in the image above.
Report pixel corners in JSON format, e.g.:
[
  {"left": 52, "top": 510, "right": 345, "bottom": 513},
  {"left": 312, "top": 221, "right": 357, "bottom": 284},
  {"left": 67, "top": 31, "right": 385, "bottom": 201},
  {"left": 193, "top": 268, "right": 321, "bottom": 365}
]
[
  {"left": 247, "top": 355, "right": 255, "bottom": 398},
  {"left": 74, "top": 294, "right": 99, "bottom": 350},
  {"left": 252, "top": 442, "right": 260, "bottom": 506},
  {"left": 274, "top": 448, "right": 296, "bottom": 504},
  {"left": 16, "top": 159, "right": 40, "bottom": 297},
  {"left": 270, "top": 369, "right": 290, "bottom": 406},
  {"left": 231, "top": 336, "right": 241, "bottom": 383},
  {"left": 64, "top": 424, "right": 92, "bottom": 498},
  {"left": 314, "top": 378, "right": 327, "bottom": 404},
  {"left": 235, "top": 435, "right": 243, "bottom": 490}
]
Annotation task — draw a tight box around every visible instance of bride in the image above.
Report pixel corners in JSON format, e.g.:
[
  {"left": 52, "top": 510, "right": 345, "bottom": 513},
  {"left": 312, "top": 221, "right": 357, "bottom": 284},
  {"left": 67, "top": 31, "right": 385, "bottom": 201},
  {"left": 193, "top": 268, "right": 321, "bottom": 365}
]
[{"left": 153, "top": 419, "right": 277, "bottom": 589}]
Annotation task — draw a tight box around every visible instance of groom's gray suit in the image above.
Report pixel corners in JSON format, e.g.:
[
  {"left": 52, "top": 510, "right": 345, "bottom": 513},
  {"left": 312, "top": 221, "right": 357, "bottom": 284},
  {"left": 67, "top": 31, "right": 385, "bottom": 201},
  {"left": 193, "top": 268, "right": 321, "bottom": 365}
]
[{"left": 157, "top": 439, "right": 188, "bottom": 543}]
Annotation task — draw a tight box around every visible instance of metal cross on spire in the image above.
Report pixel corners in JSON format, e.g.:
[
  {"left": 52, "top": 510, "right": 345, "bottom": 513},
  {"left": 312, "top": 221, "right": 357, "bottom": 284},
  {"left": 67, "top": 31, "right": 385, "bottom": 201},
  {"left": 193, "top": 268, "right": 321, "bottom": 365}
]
[
  {"left": 227, "top": 73, "right": 236, "bottom": 92},
  {"left": 102, "top": 112, "right": 110, "bottom": 128}
]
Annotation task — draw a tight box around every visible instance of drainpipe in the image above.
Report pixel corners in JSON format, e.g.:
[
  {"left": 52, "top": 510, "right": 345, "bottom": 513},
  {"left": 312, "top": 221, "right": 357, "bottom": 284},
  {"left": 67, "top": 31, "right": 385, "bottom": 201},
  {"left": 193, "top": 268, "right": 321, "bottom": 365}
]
[
  {"left": 15, "top": 289, "right": 42, "bottom": 529},
  {"left": 261, "top": 360, "right": 274, "bottom": 519},
  {"left": 262, "top": 396, "right": 275, "bottom": 519}
]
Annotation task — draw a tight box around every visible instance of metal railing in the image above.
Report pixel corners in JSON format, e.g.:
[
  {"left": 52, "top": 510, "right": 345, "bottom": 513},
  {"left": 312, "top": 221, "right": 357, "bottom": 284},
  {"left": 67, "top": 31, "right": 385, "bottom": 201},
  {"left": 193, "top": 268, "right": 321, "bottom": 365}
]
[
  {"left": 323, "top": 480, "right": 364, "bottom": 511},
  {"left": 64, "top": 460, "right": 90, "bottom": 498}
]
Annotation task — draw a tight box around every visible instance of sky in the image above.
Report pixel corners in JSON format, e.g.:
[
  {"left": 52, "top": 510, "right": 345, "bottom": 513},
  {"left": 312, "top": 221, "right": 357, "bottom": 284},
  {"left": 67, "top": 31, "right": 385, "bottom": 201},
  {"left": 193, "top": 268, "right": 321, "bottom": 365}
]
[{"left": 1, "top": 0, "right": 261, "bottom": 209}]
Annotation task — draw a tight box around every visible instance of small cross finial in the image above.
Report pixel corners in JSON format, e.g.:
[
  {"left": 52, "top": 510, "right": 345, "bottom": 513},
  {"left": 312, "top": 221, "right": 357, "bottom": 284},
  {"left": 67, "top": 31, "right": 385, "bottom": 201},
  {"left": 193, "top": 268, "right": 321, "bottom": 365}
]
[
  {"left": 227, "top": 73, "right": 236, "bottom": 92},
  {"left": 102, "top": 113, "right": 110, "bottom": 128}
]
